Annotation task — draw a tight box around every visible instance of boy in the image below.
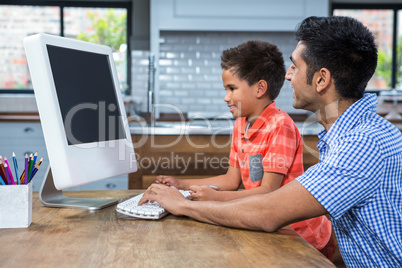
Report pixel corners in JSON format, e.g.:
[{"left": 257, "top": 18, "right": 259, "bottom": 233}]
[{"left": 148, "top": 40, "right": 334, "bottom": 260}]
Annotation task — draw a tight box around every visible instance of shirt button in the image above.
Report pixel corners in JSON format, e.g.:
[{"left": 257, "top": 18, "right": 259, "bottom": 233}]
[
  {"left": 242, "top": 161, "right": 245, "bottom": 165},
  {"left": 242, "top": 149, "right": 244, "bottom": 153},
  {"left": 244, "top": 138, "right": 247, "bottom": 141}
]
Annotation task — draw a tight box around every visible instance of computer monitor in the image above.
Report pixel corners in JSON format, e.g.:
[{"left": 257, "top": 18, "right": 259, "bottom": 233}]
[{"left": 23, "top": 33, "right": 137, "bottom": 210}]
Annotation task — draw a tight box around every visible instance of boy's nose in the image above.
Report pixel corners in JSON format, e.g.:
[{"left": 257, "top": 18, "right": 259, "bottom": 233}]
[{"left": 223, "top": 92, "right": 230, "bottom": 102}]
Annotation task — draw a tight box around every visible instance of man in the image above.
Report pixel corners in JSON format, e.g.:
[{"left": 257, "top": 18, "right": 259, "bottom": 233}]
[{"left": 140, "top": 16, "right": 402, "bottom": 267}]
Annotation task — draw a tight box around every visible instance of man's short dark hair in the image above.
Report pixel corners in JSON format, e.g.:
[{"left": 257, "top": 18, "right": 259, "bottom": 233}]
[
  {"left": 295, "top": 16, "right": 378, "bottom": 100},
  {"left": 221, "top": 40, "right": 286, "bottom": 100}
]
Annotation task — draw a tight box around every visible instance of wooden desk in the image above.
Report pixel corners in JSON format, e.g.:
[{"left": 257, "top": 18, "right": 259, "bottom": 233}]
[{"left": 0, "top": 191, "right": 335, "bottom": 267}]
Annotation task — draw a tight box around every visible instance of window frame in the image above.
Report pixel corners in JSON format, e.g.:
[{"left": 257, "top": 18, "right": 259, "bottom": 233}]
[
  {"left": 332, "top": 3, "right": 402, "bottom": 92},
  {"left": 0, "top": 0, "right": 132, "bottom": 95}
]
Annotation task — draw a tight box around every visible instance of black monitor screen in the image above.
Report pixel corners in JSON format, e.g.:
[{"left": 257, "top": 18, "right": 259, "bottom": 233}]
[{"left": 46, "top": 45, "right": 126, "bottom": 145}]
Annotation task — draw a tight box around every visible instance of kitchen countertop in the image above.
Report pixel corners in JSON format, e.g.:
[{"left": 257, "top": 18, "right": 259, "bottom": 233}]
[
  {"left": 0, "top": 112, "right": 40, "bottom": 122},
  {"left": 1, "top": 112, "right": 401, "bottom": 136},
  {"left": 129, "top": 117, "right": 402, "bottom": 136},
  {"left": 129, "top": 120, "right": 324, "bottom": 135}
]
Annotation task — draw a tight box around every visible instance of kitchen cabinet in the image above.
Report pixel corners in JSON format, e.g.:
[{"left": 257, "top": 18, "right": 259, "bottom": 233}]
[
  {"left": 129, "top": 133, "right": 320, "bottom": 189},
  {"left": 129, "top": 134, "right": 231, "bottom": 189},
  {"left": 151, "top": 0, "right": 329, "bottom": 32},
  {"left": 0, "top": 119, "right": 320, "bottom": 191}
]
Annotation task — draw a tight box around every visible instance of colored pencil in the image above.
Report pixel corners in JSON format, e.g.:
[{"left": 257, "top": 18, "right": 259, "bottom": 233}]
[
  {"left": 0, "top": 155, "right": 7, "bottom": 182},
  {"left": 0, "top": 172, "right": 6, "bottom": 185},
  {"left": 30, "top": 169, "right": 38, "bottom": 181},
  {"left": 29, "top": 157, "right": 43, "bottom": 182},
  {"left": 30, "top": 152, "right": 37, "bottom": 180},
  {"left": 4, "top": 163, "right": 11, "bottom": 185},
  {"left": 20, "top": 170, "right": 25, "bottom": 184},
  {"left": 3, "top": 157, "right": 15, "bottom": 185},
  {"left": 12, "top": 152, "right": 19, "bottom": 185},
  {"left": 27, "top": 154, "right": 33, "bottom": 183},
  {"left": 24, "top": 154, "right": 28, "bottom": 185}
]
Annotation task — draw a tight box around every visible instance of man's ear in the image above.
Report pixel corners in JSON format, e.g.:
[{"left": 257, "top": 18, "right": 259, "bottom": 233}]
[
  {"left": 256, "top": 80, "right": 268, "bottom": 98},
  {"left": 315, "top": 68, "right": 331, "bottom": 93}
]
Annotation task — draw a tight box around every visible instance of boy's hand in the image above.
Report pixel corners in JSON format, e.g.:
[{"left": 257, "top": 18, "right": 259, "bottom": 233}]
[
  {"left": 189, "top": 185, "right": 220, "bottom": 201},
  {"left": 155, "top": 175, "right": 181, "bottom": 188}
]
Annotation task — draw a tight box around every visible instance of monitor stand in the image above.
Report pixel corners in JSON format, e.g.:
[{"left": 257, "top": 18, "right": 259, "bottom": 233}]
[{"left": 39, "top": 166, "right": 118, "bottom": 210}]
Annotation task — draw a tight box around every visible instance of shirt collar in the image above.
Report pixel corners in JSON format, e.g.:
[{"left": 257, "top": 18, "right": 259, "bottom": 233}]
[
  {"left": 240, "top": 102, "right": 278, "bottom": 139},
  {"left": 318, "top": 93, "right": 377, "bottom": 145}
]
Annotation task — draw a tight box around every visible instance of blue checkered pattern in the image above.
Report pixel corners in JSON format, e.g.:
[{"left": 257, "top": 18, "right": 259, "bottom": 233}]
[{"left": 297, "top": 94, "right": 402, "bottom": 267}]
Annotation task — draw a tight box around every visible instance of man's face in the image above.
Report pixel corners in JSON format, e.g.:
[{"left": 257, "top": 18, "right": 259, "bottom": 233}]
[{"left": 285, "top": 42, "right": 318, "bottom": 112}]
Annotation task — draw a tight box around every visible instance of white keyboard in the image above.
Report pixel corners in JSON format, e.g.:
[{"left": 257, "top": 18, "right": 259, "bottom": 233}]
[{"left": 116, "top": 190, "right": 191, "bottom": 220}]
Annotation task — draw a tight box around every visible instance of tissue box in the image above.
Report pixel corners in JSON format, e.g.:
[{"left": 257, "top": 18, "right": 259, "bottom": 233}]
[{"left": 0, "top": 182, "right": 32, "bottom": 228}]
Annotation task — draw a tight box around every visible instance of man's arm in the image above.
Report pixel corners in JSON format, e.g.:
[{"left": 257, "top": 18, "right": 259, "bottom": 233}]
[{"left": 140, "top": 180, "right": 328, "bottom": 232}]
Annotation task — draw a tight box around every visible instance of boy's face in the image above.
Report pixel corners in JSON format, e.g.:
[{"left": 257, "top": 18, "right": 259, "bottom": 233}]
[
  {"left": 222, "top": 69, "right": 258, "bottom": 120},
  {"left": 285, "top": 42, "right": 319, "bottom": 112}
]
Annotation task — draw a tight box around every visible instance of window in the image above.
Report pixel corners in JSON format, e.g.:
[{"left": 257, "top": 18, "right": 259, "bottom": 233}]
[
  {"left": 0, "top": 1, "right": 131, "bottom": 94},
  {"left": 333, "top": 3, "right": 402, "bottom": 91}
]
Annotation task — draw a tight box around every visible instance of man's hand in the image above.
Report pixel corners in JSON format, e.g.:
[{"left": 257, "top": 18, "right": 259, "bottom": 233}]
[{"left": 138, "top": 183, "right": 190, "bottom": 215}]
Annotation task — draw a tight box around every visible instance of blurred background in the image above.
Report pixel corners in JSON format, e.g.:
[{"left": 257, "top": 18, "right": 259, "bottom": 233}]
[{"left": 1, "top": 0, "right": 402, "bottom": 118}]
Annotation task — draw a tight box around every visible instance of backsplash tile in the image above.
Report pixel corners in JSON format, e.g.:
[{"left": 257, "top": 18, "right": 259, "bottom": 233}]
[
  {"left": 0, "top": 95, "right": 38, "bottom": 112},
  {"left": 132, "top": 31, "right": 303, "bottom": 117},
  {"left": 0, "top": 32, "right": 302, "bottom": 116}
]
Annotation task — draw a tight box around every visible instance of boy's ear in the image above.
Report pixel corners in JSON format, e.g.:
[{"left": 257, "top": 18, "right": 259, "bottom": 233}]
[
  {"left": 256, "top": 80, "right": 268, "bottom": 98},
  {"left": 315, "top": 68, "right": 331, "bottom": 93}
]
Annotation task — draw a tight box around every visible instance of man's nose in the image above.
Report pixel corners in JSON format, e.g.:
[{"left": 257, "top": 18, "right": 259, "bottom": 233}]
[{"left": 285, "top": 67, "right": 292, "bottom": 81}]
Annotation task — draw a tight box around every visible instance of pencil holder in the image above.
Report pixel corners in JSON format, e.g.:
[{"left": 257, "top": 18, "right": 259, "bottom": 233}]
[{"left": 0, "top": 182, "right": 32, "bottom": 228}]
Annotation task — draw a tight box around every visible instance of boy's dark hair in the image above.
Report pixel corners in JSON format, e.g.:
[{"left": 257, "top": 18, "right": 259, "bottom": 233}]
[
  {"left": 220, "top": 40, "right": 285, "bottom": 100},
  {"left": 295, "top": 16, "right": 378, "bottom": 100}
]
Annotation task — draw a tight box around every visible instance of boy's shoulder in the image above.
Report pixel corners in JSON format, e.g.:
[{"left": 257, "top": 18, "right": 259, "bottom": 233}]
[
  {"left": 254, "top": 107, "right": 299, "bottom": 136},
  {"left": 263, "top": 106, "right": 297, "bottom": 127}
]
